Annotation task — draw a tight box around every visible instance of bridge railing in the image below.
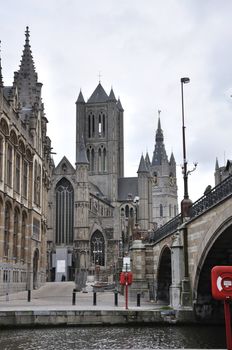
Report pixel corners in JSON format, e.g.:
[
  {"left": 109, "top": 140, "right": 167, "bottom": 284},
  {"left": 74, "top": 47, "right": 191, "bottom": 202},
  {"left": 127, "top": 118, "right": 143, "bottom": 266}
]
[
  {"left": 148, "top": 174, "right": 232, "bottom": 244},
  {"left": 191, "top": 174, "right": 232, "bottom": 218}
]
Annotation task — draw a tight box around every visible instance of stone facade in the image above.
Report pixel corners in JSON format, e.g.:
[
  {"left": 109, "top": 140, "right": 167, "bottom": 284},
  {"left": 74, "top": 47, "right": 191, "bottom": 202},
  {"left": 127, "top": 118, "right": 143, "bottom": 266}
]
[
  {"left": 0, "top": 27, "right": 53, "bottom": 295},
  {"left": 47, "top": 91, "right": 178, "bottom": 284}
]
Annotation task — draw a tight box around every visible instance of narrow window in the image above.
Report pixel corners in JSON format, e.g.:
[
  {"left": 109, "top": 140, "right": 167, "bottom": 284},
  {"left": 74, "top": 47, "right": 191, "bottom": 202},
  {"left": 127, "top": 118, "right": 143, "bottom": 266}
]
[
  {"left": 21, "top": 212, "right": 27, "bottom": 262},
  {"left": 160, "top": 204, "right": 163, "bottom": 218},
  {"left": 169, "top": 204, "right": 172, "bottom": 217},
  {"left": 98, "top": 148, "right": 102, "bottom": 172},
  {"left": 4, "top": 203, "right": 11, "bottom": 257},
  {"left": 7, "top": 144, "right": 13, "bottom": 186},
  {"left": 91, "top": 230, "right": 105, "bottom": 266},
  {"left": 23, "top": 161, "right": 28, "bottom": 198},
  {"left": 55, "top": 178, "right": 74, "bottom": 245},
  {"left": 13, "top": 209, "right": 19, "bottom": 259},
  {"left": 15, "top": 153, "right": 21, "bottom": 193},
  {"left": 99, "top": 114, "right": 102, "bottom": 137}
]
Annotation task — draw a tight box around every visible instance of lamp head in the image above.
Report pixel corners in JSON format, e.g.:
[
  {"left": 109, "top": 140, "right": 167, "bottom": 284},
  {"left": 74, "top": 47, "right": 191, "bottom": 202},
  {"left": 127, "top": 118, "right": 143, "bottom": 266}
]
[{"left": 181, "top": 77, "right": 190, "bottom": 84}]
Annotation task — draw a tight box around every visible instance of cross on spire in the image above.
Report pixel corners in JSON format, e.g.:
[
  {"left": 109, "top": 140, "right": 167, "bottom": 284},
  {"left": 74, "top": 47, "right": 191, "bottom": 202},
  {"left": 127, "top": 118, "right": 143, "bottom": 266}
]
[
  {"left": 98, "top": 71, "right": 102, "bottom": 83},
  {"left": 25, "top": 26, "right": 30, "bottom": 45}
]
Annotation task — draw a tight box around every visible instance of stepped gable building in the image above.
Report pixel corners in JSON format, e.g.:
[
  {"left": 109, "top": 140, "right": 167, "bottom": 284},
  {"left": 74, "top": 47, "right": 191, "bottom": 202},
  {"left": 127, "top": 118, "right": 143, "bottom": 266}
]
[
  {"left": 47, "top": 83, "right": 178, "bottom": 283},
  {"left": 0, "top": 27, "right": 53, "bottom": 295}
]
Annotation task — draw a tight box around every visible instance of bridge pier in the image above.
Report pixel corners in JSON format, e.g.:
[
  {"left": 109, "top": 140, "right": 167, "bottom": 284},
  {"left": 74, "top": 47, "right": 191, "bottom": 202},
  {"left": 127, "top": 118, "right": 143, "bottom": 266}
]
[
  {"left": 170, "top": 230, "right": 184, "bottom": 308},
  {"left": 130, "top": 240, "right": 149, "bottom": 300}
]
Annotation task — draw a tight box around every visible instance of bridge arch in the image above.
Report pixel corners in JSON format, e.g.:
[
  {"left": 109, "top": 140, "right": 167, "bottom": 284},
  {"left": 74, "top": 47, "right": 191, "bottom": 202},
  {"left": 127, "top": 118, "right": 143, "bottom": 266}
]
[
  {"left": 156, "top": 245, "right": 172, "bottom": 304},
  {"left": 193, "top": 216, "right": 232, "bottom": 319}
]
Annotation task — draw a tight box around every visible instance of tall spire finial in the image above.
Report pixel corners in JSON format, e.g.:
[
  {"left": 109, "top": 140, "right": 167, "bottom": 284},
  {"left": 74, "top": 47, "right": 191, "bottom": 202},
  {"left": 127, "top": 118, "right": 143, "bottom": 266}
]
[
  {"left": 0, "top": 40, "right": 3, "bottom": 87},
  {"left": 25, "top": 26, "right": 30, "bottom": 45},
  {"left": 98, "top": 71, "right": 102, "bottom": 83}
]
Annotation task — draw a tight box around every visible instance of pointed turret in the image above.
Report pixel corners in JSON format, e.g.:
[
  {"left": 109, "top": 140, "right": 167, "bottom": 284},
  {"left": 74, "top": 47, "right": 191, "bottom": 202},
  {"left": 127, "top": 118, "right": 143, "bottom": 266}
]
[
  {"left": 117, "top": 98, "right": 124, "bottom": 111},
  {"left": 0, "top": 41, "right": 4, "bottom": 88},
  {"left": 108, "top": 87, "right": 117, "bottom": 102},
  {"left": 151, "top": 117, "right": 168, "bottom": 166},
  {"left": 14, "top": 26, "right": 40, "bottom": 112},
  {"left": 145, "top": 152, "right": 151, "bottom": 169},
  {"left": 87, "top": 82, "right": 108, "bottom": 103},
  {"left": 138, "top": 154, "right": 148, "bottom": 173},
  {"left": 170, "top": 152, "right": 176, "bottom": 165},
  {"left": 215, "top": 157, "right": 219, "bottom": 170},
  {"left": 76, "top": 134, "right": 89, "bottom": 164},
  {"left": 76, "top": 90, "right": 85, "bottom": 104}
]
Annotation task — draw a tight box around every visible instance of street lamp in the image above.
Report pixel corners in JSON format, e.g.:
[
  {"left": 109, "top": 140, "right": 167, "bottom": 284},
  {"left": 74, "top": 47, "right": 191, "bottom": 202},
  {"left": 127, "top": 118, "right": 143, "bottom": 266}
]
[
  {"left": 181, "top": 77, "right": 190, "bottom": 200},
  {"left": 180, "top": 77, "right": 198, "bottom": 220}
]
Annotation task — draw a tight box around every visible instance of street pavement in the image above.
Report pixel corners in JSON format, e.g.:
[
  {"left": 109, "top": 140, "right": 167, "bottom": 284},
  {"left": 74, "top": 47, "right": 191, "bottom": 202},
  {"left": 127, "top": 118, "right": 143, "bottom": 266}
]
[{"left": 0, "top": 282, "right": 158, "bottom": 311}]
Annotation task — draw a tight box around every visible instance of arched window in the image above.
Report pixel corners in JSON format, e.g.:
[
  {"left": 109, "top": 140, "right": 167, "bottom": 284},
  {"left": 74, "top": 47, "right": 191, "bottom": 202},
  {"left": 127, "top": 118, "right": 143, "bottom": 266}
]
[
  {"left": 4, "top": 203, "right": 11, "bottom": 257},
  {"left": 169, "top": 204, "right": 172, "bottom": 217},
  {"left": 98, "top": 148, "right": 102, "bottom": 172},
  {"left": 160, "top": 204, "right": 163, "bottom": 218},
  {"left": 103, "top": 148, "right": 107, "bottom": 171},
  {"left": 125, "top": 205, "right": 129, "bottom": 218},
  {"left": 88, "top": 115, "right": 91, "bottom": 138},
  {"left": 91, "top": 230, "right": 105, "bottom": 266},
  {"left": 37, "top": 164, "right": 41, "bottom": 206},
  {"left": 92, "top": 114, "right": 95, "bottom": 137},
  {"left": 34, "top": 160, "right": 37, "bottom": 203},
  {"left": 55, "top": 178, "right": 74, "bottom": 245},
  {"left": 15, "top": 153, "right": 21, "bottom": 193},
  {"left": 7, "top": 144, "right": 13, "bottom": 186},
  {"left": 21, "top": 212, "right": 27, "bottom": 262},
  {"left": 13, "top": 209, "right": 19, "bottom": 259}
]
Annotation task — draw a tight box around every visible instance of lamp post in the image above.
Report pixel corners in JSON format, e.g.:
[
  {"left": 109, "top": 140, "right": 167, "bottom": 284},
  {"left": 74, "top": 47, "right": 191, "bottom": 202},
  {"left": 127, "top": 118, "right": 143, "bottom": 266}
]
[
  {"left": 181, "top": 77, "right": 190, "bottom": 200},
  {"left": 180, "top": 77, "right": 194, "bottom": 220}
]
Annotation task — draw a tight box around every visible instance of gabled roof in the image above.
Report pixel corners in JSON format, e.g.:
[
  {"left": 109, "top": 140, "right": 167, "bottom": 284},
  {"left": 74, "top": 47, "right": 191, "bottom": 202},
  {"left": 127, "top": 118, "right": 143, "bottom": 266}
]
[
  {"left": 54, "top": 156, "right": 75, "bottom": 175},
  {"left": 87, "top": 83, "right": 108, "bottom": 103},
  {"left": 118, "top": 177, "right": 138, "bottom": 201}
]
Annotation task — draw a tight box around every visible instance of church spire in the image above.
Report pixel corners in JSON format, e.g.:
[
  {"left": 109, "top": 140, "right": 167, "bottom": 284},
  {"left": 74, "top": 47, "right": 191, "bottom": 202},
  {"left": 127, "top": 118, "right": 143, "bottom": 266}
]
[
  {"left": 138, "top": 154, "right": 148, "bottom": 173},
  {"left": 215, "top": 157, "right": 219, "bottom": 170},
  {"left": 0, "top": 41, "right": 4, "bottom": 88},
  {"left": 76, "top": 89, "right": 85, "bottom": 104},
  {"left": 151, "top": 112, "right": 168, "bottom": 166},
  {"left": 14, "top": 26, "right": 39, "bottom": 111}
]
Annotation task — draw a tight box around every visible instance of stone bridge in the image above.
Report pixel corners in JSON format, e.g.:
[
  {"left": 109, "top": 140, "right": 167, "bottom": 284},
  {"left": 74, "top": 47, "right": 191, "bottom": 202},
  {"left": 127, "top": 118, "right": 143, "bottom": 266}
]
[{"left": 140, "top": 174, "right": 232, "bottom": 320}]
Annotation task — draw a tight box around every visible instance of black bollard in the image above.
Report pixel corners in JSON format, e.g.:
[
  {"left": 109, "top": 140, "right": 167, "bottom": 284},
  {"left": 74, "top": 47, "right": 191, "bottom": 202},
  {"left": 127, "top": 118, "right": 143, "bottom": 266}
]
[
  {"left": 114, "top": 291, "right": 118, "bottom": 306},
  {"left": 137, "top": 293, "right": 141, "bottom": 307},
  {"left": 27, "top": 290, "right": 31, "bottom": 302},
  {"left": 72, "top": 290, "right": 76, "bottom": 305},
  {"left": 93, "top": 291, "right": 97, "bottom": 306}
]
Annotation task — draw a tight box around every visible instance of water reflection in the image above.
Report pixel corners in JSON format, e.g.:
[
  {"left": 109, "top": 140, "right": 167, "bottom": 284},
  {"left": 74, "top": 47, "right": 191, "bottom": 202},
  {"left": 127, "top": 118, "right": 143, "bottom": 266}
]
[{"left": 0, "top": 325, "right": 226, "bottom": 349}]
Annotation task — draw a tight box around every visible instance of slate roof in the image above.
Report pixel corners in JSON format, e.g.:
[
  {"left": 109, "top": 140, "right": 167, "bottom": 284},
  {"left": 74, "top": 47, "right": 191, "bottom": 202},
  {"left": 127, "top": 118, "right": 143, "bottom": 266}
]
[
  {"left": 76, "top": 90, "right": 85, "bottom": 104},
  {"left": 88, "top": 83, "right": 108, "bottom": 103},
  {"left": 118, "top": 177, "right": 138, "bottom": 201}
]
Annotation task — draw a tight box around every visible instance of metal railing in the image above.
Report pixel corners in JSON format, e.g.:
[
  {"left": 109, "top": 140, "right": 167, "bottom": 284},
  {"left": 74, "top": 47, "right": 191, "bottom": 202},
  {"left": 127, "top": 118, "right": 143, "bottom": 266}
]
[{"left": 148, "top": 174, "right": 232, "bottom": 244}]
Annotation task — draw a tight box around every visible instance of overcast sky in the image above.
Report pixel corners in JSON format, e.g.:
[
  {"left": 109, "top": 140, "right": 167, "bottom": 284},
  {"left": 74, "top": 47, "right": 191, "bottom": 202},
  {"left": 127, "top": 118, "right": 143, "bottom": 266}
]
[{"left": 1, "top": 0, "right": 232, "bottom": 205}]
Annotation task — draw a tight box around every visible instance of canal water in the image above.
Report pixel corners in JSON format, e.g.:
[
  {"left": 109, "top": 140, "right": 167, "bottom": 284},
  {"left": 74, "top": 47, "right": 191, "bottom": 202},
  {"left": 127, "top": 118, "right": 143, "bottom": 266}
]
[{"left": 0, "top": 325, "right": 226, "bottom": 349}]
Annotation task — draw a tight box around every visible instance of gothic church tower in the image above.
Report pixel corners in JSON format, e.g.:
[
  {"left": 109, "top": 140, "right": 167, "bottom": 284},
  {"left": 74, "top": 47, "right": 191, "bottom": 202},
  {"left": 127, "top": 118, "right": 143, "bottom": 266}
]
[{"left": 76, "top": 83, "right": 124, "bottom": 202}]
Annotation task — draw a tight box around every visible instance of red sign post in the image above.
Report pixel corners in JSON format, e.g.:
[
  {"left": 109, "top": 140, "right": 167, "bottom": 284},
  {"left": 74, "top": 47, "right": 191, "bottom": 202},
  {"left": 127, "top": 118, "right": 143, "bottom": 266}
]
[
  {"left": 120, "top": 271, "right": 133, "bottom": 309},
  {"left": 211, "top": 266, "right": 232, "bottom": 350}
]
